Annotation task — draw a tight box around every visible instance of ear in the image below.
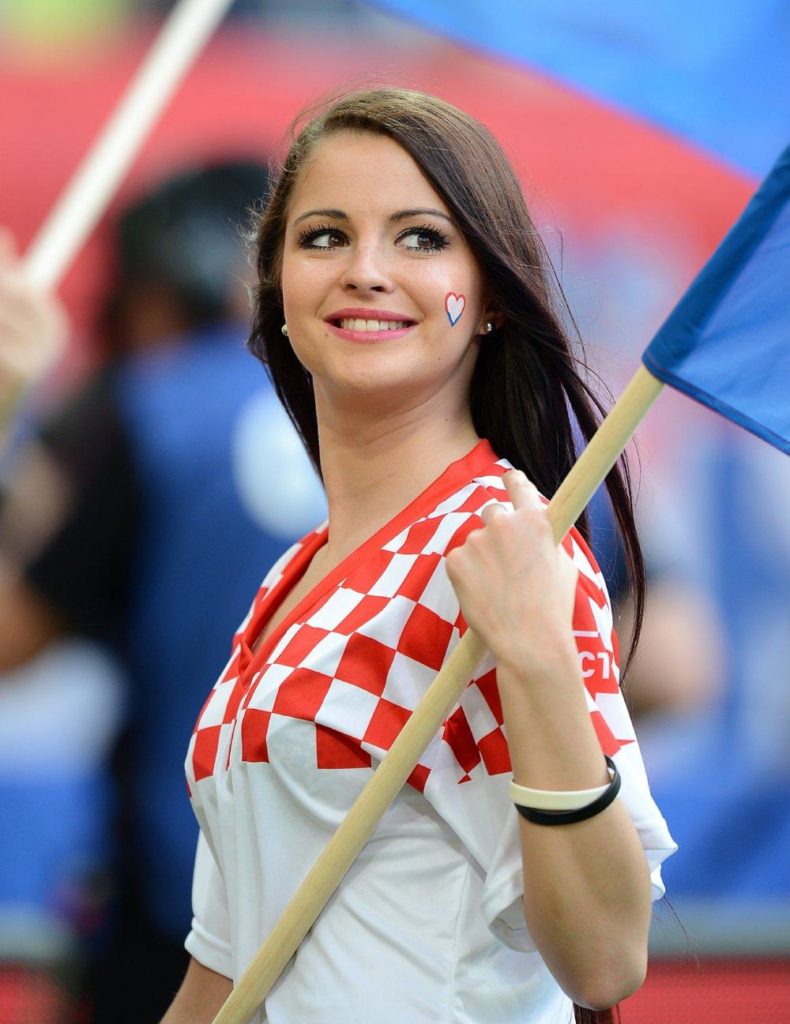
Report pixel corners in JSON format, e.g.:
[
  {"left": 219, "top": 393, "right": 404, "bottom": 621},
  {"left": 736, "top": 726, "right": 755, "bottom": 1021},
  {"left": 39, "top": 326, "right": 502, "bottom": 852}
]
[{"left": 478, "top": 308, "right": 506, "bottom": 335}]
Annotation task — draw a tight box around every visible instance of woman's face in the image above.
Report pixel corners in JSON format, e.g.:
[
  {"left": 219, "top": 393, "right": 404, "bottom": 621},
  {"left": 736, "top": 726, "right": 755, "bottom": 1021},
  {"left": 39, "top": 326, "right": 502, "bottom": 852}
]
[{"left": 280, "top": 130, "right": 491, "bottom": 414}]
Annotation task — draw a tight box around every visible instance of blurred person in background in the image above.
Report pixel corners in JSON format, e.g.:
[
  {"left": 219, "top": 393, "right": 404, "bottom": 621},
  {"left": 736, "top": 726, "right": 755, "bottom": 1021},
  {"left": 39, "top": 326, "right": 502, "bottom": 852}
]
[
  {"left": 0, "top": 160, "right": 326, "bottom": 1022},
  {"left": 0, "top": 230, "right": 134, "bottom": 1023}
]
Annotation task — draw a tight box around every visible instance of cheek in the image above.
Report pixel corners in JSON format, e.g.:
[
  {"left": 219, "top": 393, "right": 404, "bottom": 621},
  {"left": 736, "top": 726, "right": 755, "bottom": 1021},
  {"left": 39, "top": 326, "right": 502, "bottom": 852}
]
[
  {"left": 280, "top": 253, "right": 331, "bottom": 319},
  {"left": 423, "top": 259, "right": 485, "bottom": 322}
]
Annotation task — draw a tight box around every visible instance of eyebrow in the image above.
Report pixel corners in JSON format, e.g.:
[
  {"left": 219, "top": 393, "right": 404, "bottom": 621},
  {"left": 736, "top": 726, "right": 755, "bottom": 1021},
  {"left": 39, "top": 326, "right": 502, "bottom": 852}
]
[{"left": 291, "top": 207, "right": 453, "bottom": 226}]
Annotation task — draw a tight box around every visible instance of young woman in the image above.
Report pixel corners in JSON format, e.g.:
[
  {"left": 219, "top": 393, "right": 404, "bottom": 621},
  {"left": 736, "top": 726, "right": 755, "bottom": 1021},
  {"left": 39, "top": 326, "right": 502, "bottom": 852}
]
[{"left": 162, "top": 88, "right": 676, "bottom": 1024}]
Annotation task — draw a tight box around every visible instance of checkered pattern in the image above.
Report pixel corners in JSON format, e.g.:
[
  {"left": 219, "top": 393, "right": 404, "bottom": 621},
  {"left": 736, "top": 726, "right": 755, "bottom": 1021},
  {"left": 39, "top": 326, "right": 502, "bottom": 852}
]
[{"left": 188, "top": 451, "right": 631, "bottom": 795}]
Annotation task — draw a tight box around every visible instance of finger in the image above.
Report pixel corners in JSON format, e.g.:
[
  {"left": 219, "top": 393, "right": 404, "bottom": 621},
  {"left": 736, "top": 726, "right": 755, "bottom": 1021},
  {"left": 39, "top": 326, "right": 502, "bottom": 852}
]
[
  {"left": 480, "top": 501, "right": 508, "bottom": 526},
  {"left": 503, "top": 468, "right": 541, "bottom": 511}
]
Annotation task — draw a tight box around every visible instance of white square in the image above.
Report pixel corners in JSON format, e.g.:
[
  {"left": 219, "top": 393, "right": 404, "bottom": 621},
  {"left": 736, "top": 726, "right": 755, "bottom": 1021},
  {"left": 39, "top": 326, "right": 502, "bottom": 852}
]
[
  {"left": 196, "top": 678, "right": 236, "bottom": 727},
  {"left": 594, "top": 692, "right": 635, "bottom": 743},
  {"left": 317, "top": 679, "right": 379, "bottom": 739},
  {"left": 423, "top": 512, "right": 471, "bottom": 554},
  {"left": 268, "top": 621, "right": 301, "bottom": 663},
  {"left": 381, "top": 650, "right": 437, "bottom": 709},
  {"left": 433, "top": 483, "right": 478, "bottom": 516},
  {"left": 589, "top": 596, "right": 614, "bottom": 653},
  {"left": 415, "top": 558, "right": 459, "bottom": 622},
  {"left": 369, "top": 552, "right": 419, "bottom": 597},
  {"left": 461, "top": 684, "right": 500, "bottom": 742},
  {"left": 308, "top": 588, "right": 365, "bottom": 630},
  {"left": 248, "top": 663, "right": 293, "bottom": 711},
  {"left": 383, "top": 526, "right": 411, "bottom": 553},
  {"left": 305, "top": 630, "right": 348, "bottom": 677},
  {"left": 570, "top": 537, "right": 606, "bottom": 590},
  {"left": 356, "top": 593, "right": 415, "bottom": 646}
]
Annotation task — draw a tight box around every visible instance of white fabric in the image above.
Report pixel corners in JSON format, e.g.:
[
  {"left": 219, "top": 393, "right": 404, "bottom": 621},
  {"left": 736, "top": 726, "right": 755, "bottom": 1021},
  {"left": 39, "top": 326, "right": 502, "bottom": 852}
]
[{"left": 184, "top": 441, "right": 676, "bottom": 1022}]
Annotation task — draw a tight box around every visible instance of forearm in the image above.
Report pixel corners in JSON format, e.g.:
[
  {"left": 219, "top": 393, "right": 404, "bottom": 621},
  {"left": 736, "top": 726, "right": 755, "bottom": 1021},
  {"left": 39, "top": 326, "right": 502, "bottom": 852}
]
[{"left": 498, "top": 653, "right": 652, "bottom": 1009}]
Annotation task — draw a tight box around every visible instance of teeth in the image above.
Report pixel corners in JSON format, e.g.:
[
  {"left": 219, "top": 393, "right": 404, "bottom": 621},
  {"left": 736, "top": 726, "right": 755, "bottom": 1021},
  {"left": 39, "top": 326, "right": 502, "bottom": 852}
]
[{"left": 339, "top": 318, "right": 409, "bottom": 331}]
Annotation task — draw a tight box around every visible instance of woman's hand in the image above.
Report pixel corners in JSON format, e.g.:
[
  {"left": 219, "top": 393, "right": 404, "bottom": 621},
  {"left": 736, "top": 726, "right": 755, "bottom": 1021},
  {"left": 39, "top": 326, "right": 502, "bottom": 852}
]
[
  {"left": 445, "top": 469, "right": 578, "bottom": 679},
  {"left": 0, "top": 229, "right": 68, "bottom": 390}
]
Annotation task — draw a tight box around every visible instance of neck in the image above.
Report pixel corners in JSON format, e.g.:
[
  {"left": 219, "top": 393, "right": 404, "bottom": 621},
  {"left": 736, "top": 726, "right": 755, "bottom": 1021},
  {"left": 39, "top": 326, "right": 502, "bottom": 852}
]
[{"left": 314, "top": 388, "right": 479, "bottom": 566}]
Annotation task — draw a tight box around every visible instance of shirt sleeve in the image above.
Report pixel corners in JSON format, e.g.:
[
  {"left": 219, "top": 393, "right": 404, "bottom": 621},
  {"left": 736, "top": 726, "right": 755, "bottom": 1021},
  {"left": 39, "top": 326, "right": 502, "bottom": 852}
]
[
  {"left": 428, "top": 524, "right": 677, "bottom": 952},
  {"left": 185, "top": 830, "right": 233, "bottom": 978}
]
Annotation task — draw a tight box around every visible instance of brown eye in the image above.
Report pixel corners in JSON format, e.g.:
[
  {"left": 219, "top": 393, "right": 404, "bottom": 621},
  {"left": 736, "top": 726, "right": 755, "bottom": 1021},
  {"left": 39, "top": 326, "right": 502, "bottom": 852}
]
[
  {"left": 298, "top": 226, "right": 347, "bottom": 250},
  {"left": 397, "top": 226, "right": 449, "bottom": 252}
]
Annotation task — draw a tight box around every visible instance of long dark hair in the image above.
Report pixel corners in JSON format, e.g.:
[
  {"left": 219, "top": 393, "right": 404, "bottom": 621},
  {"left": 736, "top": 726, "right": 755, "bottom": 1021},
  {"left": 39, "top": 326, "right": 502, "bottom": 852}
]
[
  {"left": 249, "top": 89, "right": 642, "bottom": 1023},
  {"left": 249, "top": 87, "right": 644, "bottom": 651}
]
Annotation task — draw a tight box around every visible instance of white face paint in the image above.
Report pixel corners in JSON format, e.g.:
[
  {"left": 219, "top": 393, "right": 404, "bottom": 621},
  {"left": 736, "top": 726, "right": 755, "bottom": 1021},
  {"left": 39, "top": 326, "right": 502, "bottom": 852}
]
[
  {"left": 445, "top": 292, "right": 466, "bottom": 326},
  {"left": 231, "top": 390, "right": 327, "bottom": 539}
]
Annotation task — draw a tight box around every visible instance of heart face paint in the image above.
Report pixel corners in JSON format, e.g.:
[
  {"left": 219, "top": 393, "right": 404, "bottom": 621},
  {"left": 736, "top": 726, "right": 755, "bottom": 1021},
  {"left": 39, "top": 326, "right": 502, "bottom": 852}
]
[{"left": 445, "top": 292, "right": 466, "bottom": 326}]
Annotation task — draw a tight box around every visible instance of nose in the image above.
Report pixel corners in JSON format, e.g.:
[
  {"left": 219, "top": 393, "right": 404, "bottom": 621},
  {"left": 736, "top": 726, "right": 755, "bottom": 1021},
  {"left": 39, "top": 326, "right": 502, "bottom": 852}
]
[{"left": 339, "top": 242, "right": 393, "bottom": 293}]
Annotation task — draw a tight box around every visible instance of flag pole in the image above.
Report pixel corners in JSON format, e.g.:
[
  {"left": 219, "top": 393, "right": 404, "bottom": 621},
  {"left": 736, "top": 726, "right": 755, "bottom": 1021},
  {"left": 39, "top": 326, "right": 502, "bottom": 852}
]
[
  {"left": 24, "top": 0, "right": 235, "bottom": 294},
  {"left": 211, "top": 363, "right": 665, "bottom": 1024},
  {"left": 0, "top": 0, "right": 234, "bottom": 415}
]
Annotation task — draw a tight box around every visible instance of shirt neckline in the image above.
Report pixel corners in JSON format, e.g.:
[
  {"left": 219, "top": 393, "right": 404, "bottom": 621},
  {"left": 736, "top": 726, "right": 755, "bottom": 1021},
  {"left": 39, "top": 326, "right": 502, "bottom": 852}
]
[{"left": 240, "top": 438, "right": 499, "bottom": 679}]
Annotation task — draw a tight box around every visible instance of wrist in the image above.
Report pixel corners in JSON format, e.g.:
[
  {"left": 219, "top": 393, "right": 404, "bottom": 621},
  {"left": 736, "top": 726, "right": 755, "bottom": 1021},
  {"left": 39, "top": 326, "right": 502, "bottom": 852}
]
[{"left": 494, "top": 632, "right": 581, "bottom": 691}]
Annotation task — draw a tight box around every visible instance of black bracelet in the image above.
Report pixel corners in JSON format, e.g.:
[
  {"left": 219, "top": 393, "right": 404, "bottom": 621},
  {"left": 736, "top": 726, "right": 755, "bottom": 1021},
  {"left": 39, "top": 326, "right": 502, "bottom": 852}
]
[{"left": 514, "top": 756, "right": 621, "bottom": 825}]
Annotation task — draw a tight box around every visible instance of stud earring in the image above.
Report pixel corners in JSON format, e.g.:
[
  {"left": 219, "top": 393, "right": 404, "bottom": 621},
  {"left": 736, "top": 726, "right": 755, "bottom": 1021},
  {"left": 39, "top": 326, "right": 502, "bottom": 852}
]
[
  {"left": 281, "top": 324, "right": 289, "bottom": 337},
  {"left": 482, "top": 321, "right": 495, "bottom": 335}
]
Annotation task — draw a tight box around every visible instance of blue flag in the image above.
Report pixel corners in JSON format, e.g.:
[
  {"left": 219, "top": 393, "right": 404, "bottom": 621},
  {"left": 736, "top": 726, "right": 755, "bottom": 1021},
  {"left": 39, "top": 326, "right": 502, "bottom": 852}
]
[
  {"left": 643, "top": 145, "right": 790, "bottom": 454},
  {"left": 367, "top": 0, "right": 789, "bottom": 176}
]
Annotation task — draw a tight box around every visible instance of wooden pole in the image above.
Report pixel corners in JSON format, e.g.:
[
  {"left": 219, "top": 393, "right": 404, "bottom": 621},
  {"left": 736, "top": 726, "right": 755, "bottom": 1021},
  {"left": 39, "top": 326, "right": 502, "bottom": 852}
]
[
  {"left": 24, "top": 0, "right": 235, "bottom": 293},
  {"left": 211, "top": 363, "right": 665, "bottom": 1024},
  {"left": 1, "top": 0, "right": 234, "bottom": 441}
]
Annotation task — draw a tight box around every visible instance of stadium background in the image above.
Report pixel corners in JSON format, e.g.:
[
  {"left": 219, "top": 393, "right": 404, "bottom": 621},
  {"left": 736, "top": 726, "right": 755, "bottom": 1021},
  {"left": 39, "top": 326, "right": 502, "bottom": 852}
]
[{"left": 0, "top": 1, "right": 787, "bottom": 1021}]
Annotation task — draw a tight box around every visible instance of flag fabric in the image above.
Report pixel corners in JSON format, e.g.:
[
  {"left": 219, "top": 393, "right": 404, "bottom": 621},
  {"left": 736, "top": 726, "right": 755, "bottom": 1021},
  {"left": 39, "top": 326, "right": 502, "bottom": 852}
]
[
  {"left": 367, "top": 0, "right": 790, "bottom": 177},
  {"left": 642, "top": 145, "right": 790, "bottom": 455}
]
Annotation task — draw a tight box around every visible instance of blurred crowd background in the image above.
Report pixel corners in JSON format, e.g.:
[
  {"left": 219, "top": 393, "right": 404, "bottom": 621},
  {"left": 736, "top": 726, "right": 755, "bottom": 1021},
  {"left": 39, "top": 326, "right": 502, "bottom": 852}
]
[{"left": 0, "top": 1, "right": 788, "bottom": 1022}]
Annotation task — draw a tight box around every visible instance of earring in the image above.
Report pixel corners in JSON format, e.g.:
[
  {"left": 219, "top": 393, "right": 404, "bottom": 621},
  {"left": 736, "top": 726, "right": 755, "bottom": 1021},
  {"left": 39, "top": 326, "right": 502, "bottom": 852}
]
[
  {"left": 281, "top": 323, "right": 289, "bottom": 337},
  {"left": 482, "top": 321, "right": 495, "bottom": 335}
]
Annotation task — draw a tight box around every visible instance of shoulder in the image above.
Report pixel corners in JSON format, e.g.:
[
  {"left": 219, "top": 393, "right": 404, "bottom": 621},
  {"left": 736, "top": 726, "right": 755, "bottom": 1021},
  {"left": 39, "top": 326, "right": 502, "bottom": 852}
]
[{"left": 387, "top": 454, "right": 514, "bottom": 559}]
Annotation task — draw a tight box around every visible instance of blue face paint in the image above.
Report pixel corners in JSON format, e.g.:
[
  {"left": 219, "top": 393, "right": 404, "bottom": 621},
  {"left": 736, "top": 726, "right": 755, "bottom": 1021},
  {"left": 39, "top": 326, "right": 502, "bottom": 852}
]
[{"left": 445, "top": 292, "right": 466, "bottom": 326}]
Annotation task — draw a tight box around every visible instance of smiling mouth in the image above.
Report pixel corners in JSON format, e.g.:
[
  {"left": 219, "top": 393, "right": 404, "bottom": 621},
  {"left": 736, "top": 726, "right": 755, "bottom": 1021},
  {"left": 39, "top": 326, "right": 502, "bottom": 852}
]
[{"left": 331, "top": 317, "right": 415, "bottom": 332}]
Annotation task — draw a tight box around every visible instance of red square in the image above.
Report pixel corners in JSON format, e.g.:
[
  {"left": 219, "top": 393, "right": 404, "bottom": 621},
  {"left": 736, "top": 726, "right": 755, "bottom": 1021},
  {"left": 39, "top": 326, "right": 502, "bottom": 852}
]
[
  {"left": 336, "top": 593, "right": 389, "bottom": 634},
  {"left": 396, "top": 553, "right": 442, "bottom": 602},
  {"left": 456, "top": 484, "right": 494, "bottom": 513},
  {"left": 573, "top": 588, "right": 599, "bottom": 634},
  {"left": 276, "top": 625, "right": 329, "bottom": 667},
  {"left": 397, "top": 518, "right": 441, "bottom": 555},
  {"left": 316, "top": 725, "right": 372, "bottom": 769},
  {"left": 335, "top": 633, "right": 396, "bottom": 695},
  {"left": 576, "top": 560, "right": 607, "bottom": 607},
  {"left": 192, "top": 725, "right": 222, "bottom": 782},
  {"left": 240, "top": 708, "right": 271, "bottom": 763},
  {"left": 345, "top": 549, "right": 396, "bottom": 592},
  {"left": 407, "top": 763, "right": 430, "bottom": 793},
  {"left": 272, "top": 668, "right": 333, "bottom": 721},
  {"left": 476, "top": 669, "right": 503, "bottom": 724},
  {"left": 478, "top": 728, "right": 511, "bottom": 775},
  {"left": 222, "top": 679, "right": 246, "bottom": 724},
  {"left": 443, "top": 707, "right": 481, "bottom": 775},
  {"left": 363, "top": 698, "right": 411, "bottom": 749},
  {"left": 397, "top": 603, "right": 454, "bottom": 670}
]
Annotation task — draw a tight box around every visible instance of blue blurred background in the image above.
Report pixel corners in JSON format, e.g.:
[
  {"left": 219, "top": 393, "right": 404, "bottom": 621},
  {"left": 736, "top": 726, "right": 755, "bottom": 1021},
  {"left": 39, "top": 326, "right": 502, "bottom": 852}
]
[{"left": 0, "top": 1, "right": 787, "bottom": 1021}]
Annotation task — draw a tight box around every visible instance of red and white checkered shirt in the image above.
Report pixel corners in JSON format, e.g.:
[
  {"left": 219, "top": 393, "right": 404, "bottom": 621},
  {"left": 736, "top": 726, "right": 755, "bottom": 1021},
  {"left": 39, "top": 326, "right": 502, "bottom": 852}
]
[{"left": 185, "top": 439, "right": 675, "bottom": 1024}]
